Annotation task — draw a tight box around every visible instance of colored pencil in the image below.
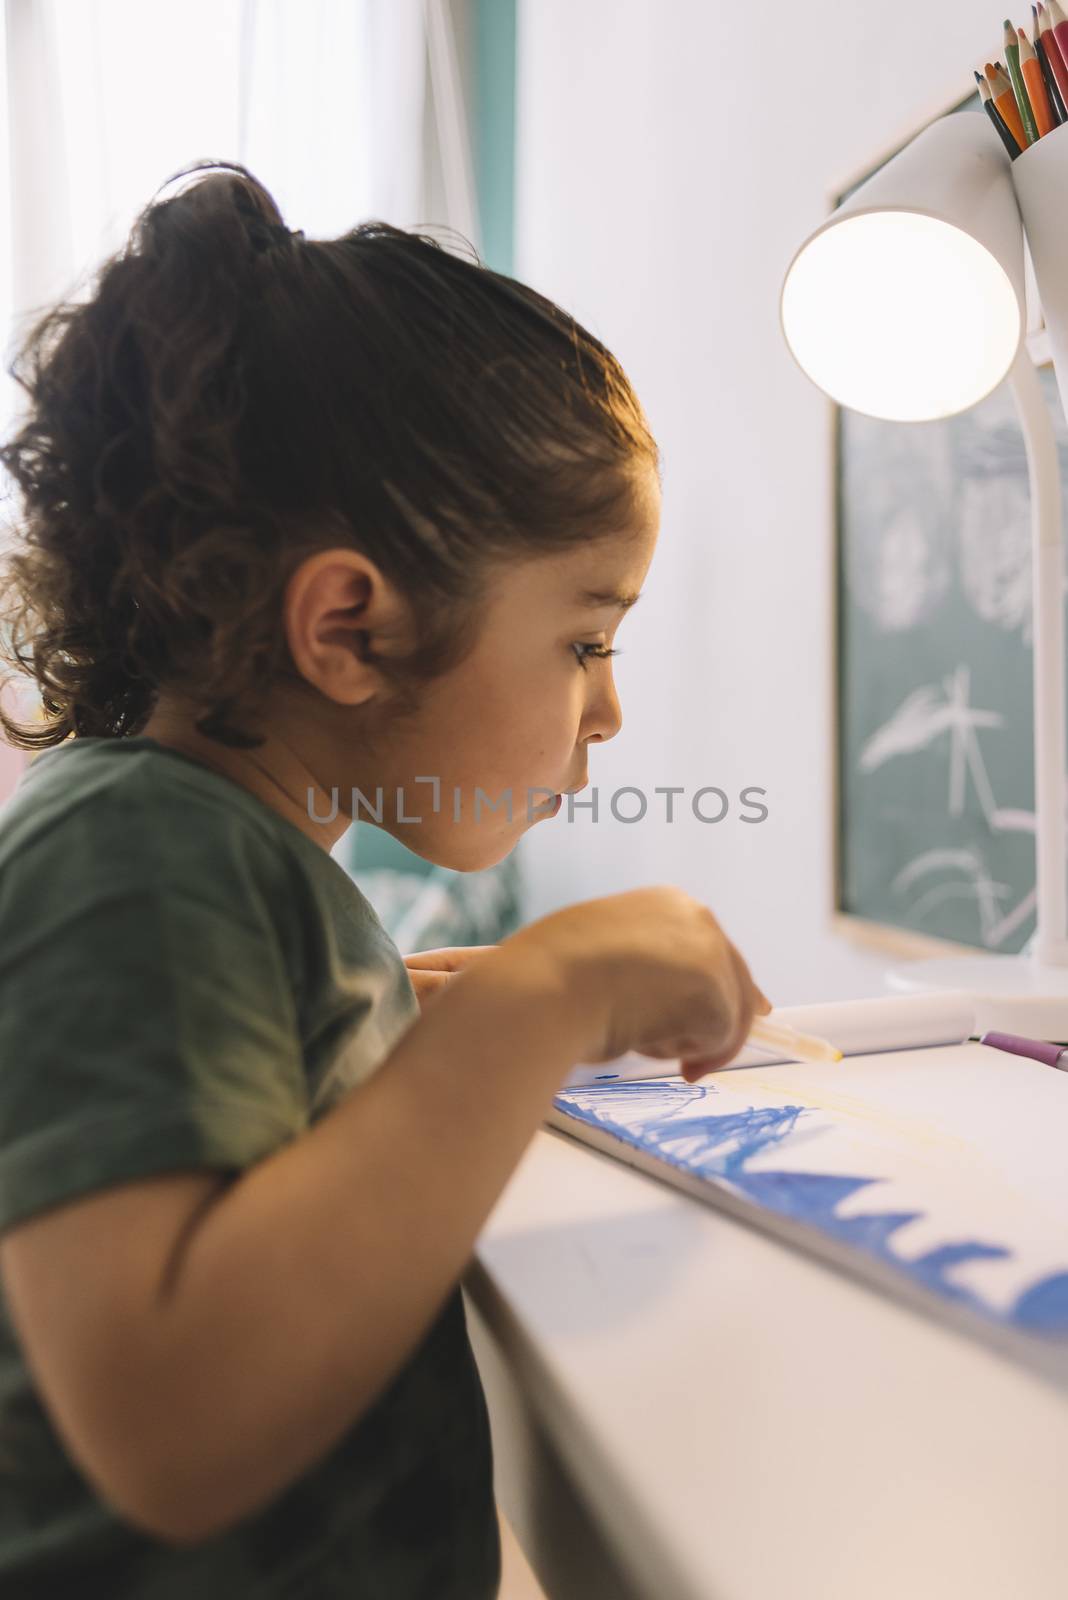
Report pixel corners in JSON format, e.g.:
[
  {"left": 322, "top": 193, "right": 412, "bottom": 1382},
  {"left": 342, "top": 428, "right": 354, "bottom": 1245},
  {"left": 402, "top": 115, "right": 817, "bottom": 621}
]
[
  {"left": 1034, "top": 3, "right": 1068, "bottom": 117},
  {"left": 986, "top": 59, "right": 1029, "bottom": 149},
  {"left": 1005, "top": 16, "right": 1040, "bottom": 142},
  {"left": 1019, "top": 25, "right": 1056, "bottom": 132},
  {"left": 1036, "top": 3, "right": 1068, "bottom": 113},
  {"left": 1044, "top": 0, "right": 1068, "bottom": 75},
  {"left": 977, "top": 69, "right": 1023, "bottom": 154}
]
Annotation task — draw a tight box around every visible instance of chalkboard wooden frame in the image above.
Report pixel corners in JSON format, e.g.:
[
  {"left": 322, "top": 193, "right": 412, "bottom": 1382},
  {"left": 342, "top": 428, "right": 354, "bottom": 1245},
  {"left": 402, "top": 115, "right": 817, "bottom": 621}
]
[{"left": 828, "top": 88, "right": 1053, "bottom": 960}]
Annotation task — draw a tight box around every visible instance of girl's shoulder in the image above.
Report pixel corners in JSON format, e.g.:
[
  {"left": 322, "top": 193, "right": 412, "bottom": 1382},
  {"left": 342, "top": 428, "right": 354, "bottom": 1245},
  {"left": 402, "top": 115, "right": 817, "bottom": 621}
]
[{"left": 0, "top": 734, "right": 304, "bottom": 929}]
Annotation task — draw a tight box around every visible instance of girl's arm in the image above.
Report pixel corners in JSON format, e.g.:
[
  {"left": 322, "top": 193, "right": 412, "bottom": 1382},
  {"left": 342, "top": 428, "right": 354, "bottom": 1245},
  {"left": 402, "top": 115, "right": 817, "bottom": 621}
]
[
  {"left": 3, "top": 884, "right": 762, "bottom": 1547},
  {"left": 3, "top": 933, "right": 594, "bottom": 1546}
]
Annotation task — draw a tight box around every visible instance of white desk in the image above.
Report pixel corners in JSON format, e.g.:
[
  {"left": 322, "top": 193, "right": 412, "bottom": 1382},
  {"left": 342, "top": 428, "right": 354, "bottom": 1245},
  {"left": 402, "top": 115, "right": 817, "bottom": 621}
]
[{"left": 465, "top": 1127, "right": 1068, "bottom": 1600}]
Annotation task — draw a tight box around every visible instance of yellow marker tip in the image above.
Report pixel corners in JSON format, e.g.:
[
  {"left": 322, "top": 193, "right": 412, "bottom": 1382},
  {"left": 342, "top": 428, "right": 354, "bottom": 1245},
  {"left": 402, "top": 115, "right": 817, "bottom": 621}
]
[{"left": 833, "top": 1050, "right": 843, "bottom": 1062}]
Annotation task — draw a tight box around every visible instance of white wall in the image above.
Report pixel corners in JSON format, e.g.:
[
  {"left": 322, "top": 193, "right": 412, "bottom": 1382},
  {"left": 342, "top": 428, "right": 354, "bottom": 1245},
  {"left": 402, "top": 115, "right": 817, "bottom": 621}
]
[{"left": 511, "top": 0, "right": 985, "bottom": 1006}]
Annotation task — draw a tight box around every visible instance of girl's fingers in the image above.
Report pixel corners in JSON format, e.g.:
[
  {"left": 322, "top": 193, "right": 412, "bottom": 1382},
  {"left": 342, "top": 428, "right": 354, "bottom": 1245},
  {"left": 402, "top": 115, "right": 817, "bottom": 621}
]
[
  {"left": 723, "top": 933, "right": 773, "bottom": 1015},
  {"left": 403, "top": 944, "right": 497, "bottom": 972},
  {"left": 679, "top": 948, "right": 761, "bottom": 1079},
  {"left": 405, "top": 968, "right": 453, "bottom": 1008},
  {"left": 638, "top": 944, "right": 774, "bottom": 1080},
  {"left": 724, "top": 945, "right": 762, "bottom": 1051}
]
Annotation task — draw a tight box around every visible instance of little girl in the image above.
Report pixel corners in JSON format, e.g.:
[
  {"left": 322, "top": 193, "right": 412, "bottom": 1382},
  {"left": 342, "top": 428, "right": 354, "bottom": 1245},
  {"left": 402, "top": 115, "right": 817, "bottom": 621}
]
[{"left": 0, "top": 160, "right": 770, "bottom": 1598}]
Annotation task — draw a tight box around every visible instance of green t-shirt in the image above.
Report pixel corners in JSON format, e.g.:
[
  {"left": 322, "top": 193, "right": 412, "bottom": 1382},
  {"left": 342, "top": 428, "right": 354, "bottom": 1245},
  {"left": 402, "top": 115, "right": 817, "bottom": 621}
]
[{"left": 0, "top": 735, "right": 500, "bottom": 1598}]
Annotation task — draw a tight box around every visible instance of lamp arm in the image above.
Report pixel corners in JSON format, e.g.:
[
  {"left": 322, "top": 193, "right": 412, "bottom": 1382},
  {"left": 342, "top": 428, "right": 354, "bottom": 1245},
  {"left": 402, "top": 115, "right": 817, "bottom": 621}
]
[{"left": 1007, "top": 345, "right": 1068, "bottom": 965}]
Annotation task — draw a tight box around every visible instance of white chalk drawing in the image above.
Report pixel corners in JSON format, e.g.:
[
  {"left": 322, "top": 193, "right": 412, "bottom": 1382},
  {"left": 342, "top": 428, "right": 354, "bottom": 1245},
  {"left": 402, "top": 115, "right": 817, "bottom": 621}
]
[
  {"left": 957, "top": 463, "right": 1035, "bottom": 645},
  {"left": 856, "top": 662, "right": 1065, "bottom": 949},
  {"left": 842, "top": 422, "right": 956, "bottom": 634},
  {"left": 838, "top": 360, "right": 1068, "bottom": 950}
]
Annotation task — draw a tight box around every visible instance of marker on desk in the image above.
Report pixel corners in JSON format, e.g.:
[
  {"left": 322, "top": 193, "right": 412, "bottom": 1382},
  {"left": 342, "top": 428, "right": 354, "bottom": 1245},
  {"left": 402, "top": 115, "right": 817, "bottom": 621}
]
[
  {"left": 586, "top": 1015, "right": 842, "bottom": 1082},
  {"left": 747, "top": 1013, "right": 843, "bottom": 1065},
  {"left": 975, "top": 1030, "right": 1068, "bottom": 1071},
  {"left": 567, "top": 992, "right": 979, "bottom": 1088}
]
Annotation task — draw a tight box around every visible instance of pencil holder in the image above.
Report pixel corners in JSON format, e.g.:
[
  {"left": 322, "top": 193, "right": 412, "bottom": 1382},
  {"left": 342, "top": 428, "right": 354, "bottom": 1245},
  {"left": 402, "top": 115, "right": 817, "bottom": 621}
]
[{"left": 1011, "top": 117, "right": 1068, "bottom": 430}]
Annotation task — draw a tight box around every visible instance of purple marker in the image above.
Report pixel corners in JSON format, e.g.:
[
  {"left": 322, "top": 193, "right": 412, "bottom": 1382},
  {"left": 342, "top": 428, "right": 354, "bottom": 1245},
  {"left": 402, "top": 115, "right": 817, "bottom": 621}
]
[{"left": 979, "top": 1031, "right": 1068, "bottom": 1070}]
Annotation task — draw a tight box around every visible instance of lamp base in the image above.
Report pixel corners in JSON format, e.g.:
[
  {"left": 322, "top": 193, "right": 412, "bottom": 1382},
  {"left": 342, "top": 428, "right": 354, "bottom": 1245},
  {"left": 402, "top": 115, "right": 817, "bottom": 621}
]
[{"left": 886, "top": 954, "right": 1068, "bottom": 1038}]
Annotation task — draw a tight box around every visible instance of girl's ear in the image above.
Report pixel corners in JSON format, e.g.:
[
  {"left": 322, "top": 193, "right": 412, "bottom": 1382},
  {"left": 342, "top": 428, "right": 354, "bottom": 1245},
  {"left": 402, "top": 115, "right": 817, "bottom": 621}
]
[{"left": 282, "top": 548, "right": 413, "bottom": 708}]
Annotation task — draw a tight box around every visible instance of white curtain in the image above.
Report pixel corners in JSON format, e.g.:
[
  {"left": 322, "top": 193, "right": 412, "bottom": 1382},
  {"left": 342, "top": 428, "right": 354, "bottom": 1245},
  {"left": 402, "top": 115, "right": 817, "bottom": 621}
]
[{"left": 0, "top": 0, "right": 479, "bottom": 790}]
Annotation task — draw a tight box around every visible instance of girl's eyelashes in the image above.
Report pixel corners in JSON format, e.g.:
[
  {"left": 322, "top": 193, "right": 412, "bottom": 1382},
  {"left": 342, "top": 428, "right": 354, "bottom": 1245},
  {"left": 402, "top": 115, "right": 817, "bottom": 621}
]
[{"left": 571, "top": 642, "right": 621, "bottom": 671}]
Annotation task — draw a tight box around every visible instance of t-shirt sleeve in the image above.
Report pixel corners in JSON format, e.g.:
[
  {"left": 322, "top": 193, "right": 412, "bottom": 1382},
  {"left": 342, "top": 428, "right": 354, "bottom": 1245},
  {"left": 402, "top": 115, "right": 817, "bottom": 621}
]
[{"left": 0, "top": 808, "right": 310, "bottom": 1236}]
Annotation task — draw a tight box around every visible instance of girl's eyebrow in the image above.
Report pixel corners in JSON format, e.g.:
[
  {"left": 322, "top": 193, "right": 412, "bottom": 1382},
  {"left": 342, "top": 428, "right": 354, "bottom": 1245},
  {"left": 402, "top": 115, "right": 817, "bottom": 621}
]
[{"left": 576, "top": 588, "right": 642, "bottom": 610}]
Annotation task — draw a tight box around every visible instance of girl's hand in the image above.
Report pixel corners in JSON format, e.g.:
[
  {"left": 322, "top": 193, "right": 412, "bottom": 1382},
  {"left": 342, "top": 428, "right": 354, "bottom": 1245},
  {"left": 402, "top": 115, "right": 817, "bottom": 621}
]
[
  {"left": 402, "top": 946, "right": 498, "bottom": 1013},
  {"left": 508, "top": 887, "right": 772, "bottom": 1080}
]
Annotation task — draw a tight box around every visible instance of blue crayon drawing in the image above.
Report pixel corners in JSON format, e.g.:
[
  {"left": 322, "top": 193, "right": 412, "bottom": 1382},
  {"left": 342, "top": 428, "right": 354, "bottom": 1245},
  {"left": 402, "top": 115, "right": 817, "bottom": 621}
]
[{"left": 552, "top": 1080, "right": 1068, "bottom": 1340}]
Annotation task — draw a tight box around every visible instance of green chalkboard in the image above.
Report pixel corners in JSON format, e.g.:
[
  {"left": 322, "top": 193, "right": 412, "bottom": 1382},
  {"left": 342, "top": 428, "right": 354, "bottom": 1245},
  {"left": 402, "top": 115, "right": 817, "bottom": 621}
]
[{"left": 835, "top": 99, "right": 1068, "bottom": 953}]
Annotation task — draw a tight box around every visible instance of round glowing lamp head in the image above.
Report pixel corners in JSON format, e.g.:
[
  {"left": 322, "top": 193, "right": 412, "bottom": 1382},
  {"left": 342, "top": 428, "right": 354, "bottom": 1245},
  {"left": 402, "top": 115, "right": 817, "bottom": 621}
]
[
  {"left": 779, "top": 113, "right": 1026, "bottom": 422},
  {"left": 781, "top": 209, "right": 1021, "bottom": 420}
]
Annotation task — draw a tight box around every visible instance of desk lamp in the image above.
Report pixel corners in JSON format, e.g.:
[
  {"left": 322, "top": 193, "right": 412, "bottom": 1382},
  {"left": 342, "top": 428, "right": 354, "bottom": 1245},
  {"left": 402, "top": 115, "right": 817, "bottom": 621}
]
[{"left": 780, "top": 110, "right": 1068, "bottom": 1035}]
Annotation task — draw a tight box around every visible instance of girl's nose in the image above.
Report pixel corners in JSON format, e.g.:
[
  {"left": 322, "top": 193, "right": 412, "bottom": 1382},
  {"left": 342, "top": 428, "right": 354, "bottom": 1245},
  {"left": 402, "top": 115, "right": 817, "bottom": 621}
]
[{"left": 584, "top": 677, "right": 622, "bottom": 744}]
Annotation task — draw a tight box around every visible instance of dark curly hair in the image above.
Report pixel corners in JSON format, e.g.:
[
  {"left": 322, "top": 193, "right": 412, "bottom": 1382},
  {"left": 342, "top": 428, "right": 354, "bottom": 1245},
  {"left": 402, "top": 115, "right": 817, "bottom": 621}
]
[{"left": 0, "top": 158, "right": 660, "bottom": 751}]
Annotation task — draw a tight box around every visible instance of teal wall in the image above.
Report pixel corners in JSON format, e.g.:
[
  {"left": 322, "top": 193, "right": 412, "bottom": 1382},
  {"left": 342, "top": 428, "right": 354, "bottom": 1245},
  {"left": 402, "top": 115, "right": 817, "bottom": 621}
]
[{"left": 472, "top": 0, "right": 515, "bottom": 276}]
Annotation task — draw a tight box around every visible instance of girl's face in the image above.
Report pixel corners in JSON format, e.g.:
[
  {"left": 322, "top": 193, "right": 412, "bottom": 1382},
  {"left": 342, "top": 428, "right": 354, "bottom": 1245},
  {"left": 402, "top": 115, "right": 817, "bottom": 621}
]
[
  {"left": 357, "top": 470, "right": 661, "bottom": 872},
  {"left": 140, "top": 468, "right": 661, "bottom": 872}
]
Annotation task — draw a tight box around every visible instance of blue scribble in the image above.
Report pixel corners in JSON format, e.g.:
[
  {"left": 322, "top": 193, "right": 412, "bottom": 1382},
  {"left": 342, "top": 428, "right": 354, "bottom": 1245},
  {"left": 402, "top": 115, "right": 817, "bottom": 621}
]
[
  {"left": 1013, "top": 1272, "right": 1068, "bottom": 1332},
  {"left": 553, "top": 1080, "right": 1068, "bottom": 1344}
]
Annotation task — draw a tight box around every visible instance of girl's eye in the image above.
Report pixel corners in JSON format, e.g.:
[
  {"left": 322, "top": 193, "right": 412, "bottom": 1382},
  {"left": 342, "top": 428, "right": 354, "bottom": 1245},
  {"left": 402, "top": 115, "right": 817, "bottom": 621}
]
[{"left": 572, "top": 642, "right": 621, "bottom": 671}]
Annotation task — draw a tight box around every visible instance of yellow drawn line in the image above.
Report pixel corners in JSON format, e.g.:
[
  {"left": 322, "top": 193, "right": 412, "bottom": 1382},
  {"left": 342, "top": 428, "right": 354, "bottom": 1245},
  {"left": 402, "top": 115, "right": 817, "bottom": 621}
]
[{"left": 712, "top": 1073, "right": 977, "bottom": 1163}]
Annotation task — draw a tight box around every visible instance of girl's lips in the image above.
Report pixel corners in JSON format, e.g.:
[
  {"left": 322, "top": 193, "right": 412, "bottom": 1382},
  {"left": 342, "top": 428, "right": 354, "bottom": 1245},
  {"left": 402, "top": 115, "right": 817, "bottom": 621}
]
[{"left": 536, "top": 780, "right": 584, "bottom": 817}]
